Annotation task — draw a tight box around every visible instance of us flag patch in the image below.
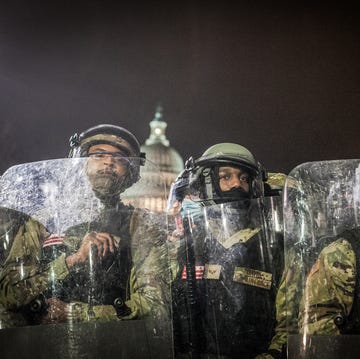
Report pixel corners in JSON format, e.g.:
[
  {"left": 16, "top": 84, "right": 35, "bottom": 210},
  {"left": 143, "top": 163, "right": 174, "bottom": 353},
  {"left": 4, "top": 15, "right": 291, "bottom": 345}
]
[
  {"left": 43, "top": 234, "right": 65, "bottom": 248},
  {"left": 181, "top": 265, "right": 204, "bottom": 280}
]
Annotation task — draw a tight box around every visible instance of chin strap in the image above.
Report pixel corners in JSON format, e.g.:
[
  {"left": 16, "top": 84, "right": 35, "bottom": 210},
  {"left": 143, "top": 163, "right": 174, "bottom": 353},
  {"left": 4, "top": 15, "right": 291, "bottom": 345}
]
[{"left": 202, "top": 167, "right": 216, "bottom": 206}]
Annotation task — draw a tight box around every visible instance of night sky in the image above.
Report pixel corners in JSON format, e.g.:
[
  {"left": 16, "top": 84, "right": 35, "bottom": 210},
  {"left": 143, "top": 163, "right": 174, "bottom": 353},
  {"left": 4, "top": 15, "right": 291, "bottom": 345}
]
[{"left": 1, "top": 1, "right": 359, "bottom": 175}]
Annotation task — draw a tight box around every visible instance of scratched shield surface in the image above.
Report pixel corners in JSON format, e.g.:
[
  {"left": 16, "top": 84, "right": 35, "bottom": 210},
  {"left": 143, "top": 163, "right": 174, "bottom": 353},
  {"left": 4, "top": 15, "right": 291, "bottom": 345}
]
[
  {"left": 0, "top": 157, "right": 173, "bottom": 358},
  {"left": 170, "top": 196, "right": 282, "bottom": 358},
  {"left": 283, "top": 159, "right": 360, "bottom": 358}
]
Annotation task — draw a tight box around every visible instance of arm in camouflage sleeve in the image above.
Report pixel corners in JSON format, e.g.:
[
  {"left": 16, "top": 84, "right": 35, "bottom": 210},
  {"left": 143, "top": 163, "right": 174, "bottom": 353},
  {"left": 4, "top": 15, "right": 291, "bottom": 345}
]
[
  {"left": 299, "top": 238, "right": 355, "bottom": 335},
  {"left": 0, "top": 210, "right": 171, "bottom": 322},
  {"left": 122, "top": 209, "right": 173, "bottom": 321},
  {"left": 269, "top": 249, "right": 303, "bottom": 351},
  {"left": 255, "top": 249, "right": 302, "bottom": 359},
  {"left": 38, "top": 242, "right": 163, "bottom": 324},
  {"left": 0, "top": 218, "right": 122, "bottom": 322},
  {"left": 65, "top": 230, "right": 172, "bottom": 322},
  {"left": 61, "top": 209, "right": 174, "bottom": 323},
  {"left": 122, "top": 241, "right": 171, "bottom": 320},
  {"left": 254, "top": 277, "right": 287, "bottom": 359},
  {"left": 0, "top": 219, "right": 70, "bottom": 311},
  {"left": 43, "top": 240, "right": 172, "bottom": 323},
  {"left": 44, "top": 240, "right": 172, "bottom": 324},
  {"left": 42, "top": 233, "right": 171, "bottom": 323}
]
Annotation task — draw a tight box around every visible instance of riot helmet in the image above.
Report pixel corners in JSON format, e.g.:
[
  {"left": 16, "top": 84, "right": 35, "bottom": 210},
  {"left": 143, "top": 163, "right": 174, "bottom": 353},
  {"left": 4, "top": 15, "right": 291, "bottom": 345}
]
[
  {"left": 68, "top": 124, "right": 145, "bottom": 197},
  {"left": 69, "top": 124, "right": 142, "bottom": 158},
  {"left": 171, "top": 143, "right": 263, "bottom": 207}
]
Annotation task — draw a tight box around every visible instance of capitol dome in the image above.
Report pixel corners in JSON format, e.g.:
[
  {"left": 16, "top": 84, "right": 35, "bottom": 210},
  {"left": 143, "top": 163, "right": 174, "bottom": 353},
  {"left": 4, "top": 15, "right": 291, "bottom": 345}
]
[
  {"left": 123, "top": 106, "right": 184, "bottom": 212},
  {"left": 141, "top": 105, "right": 184, "bottom": 175}
]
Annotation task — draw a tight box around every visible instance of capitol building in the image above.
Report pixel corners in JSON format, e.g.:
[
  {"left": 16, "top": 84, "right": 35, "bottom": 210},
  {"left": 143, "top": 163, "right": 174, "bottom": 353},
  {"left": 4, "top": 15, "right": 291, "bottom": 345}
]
[{"left": 123, "top": 106, "right": 184, "bottom": 212}]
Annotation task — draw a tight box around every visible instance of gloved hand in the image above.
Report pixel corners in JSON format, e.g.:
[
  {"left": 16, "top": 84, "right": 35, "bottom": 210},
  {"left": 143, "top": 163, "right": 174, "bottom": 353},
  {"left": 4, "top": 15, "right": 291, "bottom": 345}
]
[{"left": 180, "top": 198, "right": 203, "bottom": 223}]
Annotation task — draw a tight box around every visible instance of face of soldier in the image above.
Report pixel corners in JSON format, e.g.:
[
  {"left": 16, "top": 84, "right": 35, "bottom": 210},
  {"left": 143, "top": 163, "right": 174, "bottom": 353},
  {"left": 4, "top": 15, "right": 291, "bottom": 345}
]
[
  {"left": 218, "top": 166, "right": 250, "bottom": 193},
  {"left": 86, "top": 143, "right": 129, "bottom": 199}
]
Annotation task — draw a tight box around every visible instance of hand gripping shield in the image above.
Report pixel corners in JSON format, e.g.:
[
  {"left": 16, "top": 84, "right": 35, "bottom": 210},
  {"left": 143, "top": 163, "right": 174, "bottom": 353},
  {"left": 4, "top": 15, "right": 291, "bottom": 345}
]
[{"left": 0, "top": 156, "right": 173, "bottom": 359}]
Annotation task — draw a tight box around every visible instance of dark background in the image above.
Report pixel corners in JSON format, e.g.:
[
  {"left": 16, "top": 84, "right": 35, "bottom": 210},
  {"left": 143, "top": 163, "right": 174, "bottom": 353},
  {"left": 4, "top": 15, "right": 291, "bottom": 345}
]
[{"left": 1, "top": 1, "right": 359, "bottom": 175}]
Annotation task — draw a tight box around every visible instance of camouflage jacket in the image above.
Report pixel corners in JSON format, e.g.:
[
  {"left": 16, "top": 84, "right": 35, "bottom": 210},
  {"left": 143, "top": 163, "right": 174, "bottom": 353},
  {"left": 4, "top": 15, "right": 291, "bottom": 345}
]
[
  {"left": 0, "top": 204, "right": 171, "bottom": 325},
  {"left": 257, "top": 248, "right": 303, "bottom": 358},
  {"left": 258, "top": 234, "right": 337, "bottom": 358},
  {"left": 299, "top": 234, "right": 357, "bottom": 335}
]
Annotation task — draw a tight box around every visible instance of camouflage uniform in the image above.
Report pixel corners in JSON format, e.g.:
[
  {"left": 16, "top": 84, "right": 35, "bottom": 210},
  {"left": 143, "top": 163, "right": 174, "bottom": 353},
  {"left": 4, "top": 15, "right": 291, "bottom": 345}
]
[
  {"left": 0, "top": 203, "right": 171, "bottom": 325},
  {"left": 299, "top": 233, "right": 357, "bottom": 335},
  {"left": 173, "top": 207, "right": 277, "bottom": 358},
  {"left": 255, "top": 249, "right": 303, "bottom": 359},
  {"left": 255, "top": 173, "right": 293, "bottom": 359},
  {"left": 0, "top": 211, "right": 42, "bottom": 327}
]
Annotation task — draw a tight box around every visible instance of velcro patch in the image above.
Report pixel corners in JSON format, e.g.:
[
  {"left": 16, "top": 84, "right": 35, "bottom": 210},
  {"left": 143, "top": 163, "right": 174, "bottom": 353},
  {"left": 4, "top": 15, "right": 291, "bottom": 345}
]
[
  {"left": 221, "top": 227, "right": 261, "bottom": 249},
  {"left": 181, "top": 265, "right": 205, "bottom": 280},
  {"left": 233, "top": 267, "right": 272, "bottom": 290},
  {"left": 43, "top": 234, "right": 65, "bottom": 248},
  {"left": 204, "top": 264, "right": 222, "bottom": 280}
]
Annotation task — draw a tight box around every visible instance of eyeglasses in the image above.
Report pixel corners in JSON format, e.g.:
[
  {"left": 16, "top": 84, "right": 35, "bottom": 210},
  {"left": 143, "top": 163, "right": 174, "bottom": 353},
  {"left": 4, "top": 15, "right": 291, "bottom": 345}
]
[{"left": 88, "top": 151, "right": 130, "bottom": 165}]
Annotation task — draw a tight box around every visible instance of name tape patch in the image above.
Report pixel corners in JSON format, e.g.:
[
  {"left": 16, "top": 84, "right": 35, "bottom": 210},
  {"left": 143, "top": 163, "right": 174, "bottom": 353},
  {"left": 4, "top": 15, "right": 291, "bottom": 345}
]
[{"left": 233, "top": 266, "right": 272, "bottom": 290}]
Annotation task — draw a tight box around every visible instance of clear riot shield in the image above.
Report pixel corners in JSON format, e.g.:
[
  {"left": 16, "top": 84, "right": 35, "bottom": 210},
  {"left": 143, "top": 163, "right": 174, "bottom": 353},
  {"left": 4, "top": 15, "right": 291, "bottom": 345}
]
[
  {"left": 170, "top": 197, "right": 279, "bottom": 358},
  {"left": 0, "top": 157, "right": 173, "bottom": 359},
  {"left": 284, "top": 159, "right": 360, "bottom": 359},
  {"left": 263, "top": 194, "right": 285, "bottom": 287}
]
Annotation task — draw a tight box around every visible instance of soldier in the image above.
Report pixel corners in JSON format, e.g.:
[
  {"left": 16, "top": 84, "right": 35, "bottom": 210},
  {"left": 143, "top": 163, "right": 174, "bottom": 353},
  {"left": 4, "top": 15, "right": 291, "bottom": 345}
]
[
  {"left": 168, "top": 143, "right": 282, "bottom": 358},
  {"left": 256, "top": 181, "right": 333, "bottom": 359},
  {"left": 299, "top": 227, "right": 360, "bottom": 335},
  {"left": 0, "top": 124, "right": 170, "bottom": 325},
  {"left": 272, "top": 159, "right": 360, "bottom": 359}
]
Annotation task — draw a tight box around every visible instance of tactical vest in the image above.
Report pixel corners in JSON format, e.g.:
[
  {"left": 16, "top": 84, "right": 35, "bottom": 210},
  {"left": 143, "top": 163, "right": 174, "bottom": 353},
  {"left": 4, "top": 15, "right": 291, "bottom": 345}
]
[
  {"left": 41, "top": 203, "right": 135, "bottom": 308},
  {"left": 172, "top": 217, "right": 276, "bottom": 358}
]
